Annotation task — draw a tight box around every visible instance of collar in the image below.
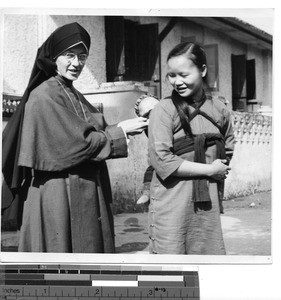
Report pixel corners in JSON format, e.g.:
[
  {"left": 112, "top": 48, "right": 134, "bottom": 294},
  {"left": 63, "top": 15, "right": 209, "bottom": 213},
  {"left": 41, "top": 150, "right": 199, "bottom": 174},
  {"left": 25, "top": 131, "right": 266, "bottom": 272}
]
[{"left": 55, "top": 73, "right": 73, "bottom": 88}]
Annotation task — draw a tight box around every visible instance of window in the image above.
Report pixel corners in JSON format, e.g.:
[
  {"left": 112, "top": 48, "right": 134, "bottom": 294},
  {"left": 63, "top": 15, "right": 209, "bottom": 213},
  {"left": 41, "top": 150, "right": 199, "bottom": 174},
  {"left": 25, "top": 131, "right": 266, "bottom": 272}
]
[
  {"left": 246, "top": 59, "right": 256, "bottom": 101},
  {"left": 105, "top": 17, "right": 160, "bottom": 83},
  {"left": 204, "top": 44, "right": 219, "bottom": 91},
  {"left": 105, "top": 16, "right": 125, "bottom": 82},
  {"left": 231, "top": 54, "right": 257, "bottom": 111}
]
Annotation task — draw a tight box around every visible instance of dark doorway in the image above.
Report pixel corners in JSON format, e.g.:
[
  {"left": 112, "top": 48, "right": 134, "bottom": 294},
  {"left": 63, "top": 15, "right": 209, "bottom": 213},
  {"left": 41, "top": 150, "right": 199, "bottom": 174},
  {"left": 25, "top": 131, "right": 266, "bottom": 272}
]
[
  {"left": 231, "top": 54, "right": 247, "bottom": 111},
  {"left": 231, "top": 54, "right": 257, "bottom": 112}
]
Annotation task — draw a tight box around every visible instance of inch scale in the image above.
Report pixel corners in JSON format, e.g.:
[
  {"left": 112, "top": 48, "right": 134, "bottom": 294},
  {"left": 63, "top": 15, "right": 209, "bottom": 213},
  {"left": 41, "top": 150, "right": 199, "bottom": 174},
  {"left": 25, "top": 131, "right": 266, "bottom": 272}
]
[{"left": 0, "top": 264, "right": 200, "bottom": 299}]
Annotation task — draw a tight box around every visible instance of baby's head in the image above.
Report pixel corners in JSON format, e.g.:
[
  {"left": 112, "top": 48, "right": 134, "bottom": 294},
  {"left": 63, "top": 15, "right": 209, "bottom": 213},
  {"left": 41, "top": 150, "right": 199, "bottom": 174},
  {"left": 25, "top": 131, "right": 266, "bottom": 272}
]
[{"left": 135, "top": 94, "right": 159, "bottom": 118}]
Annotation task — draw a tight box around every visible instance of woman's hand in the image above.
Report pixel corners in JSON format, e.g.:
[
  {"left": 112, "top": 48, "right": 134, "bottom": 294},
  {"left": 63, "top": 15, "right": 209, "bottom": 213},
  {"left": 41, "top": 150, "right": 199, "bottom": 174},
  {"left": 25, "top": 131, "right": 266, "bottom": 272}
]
[
  {"left": 118, "top": 117, "right": 149, "bottom": 136},
  {"left": 209, "top": 159, "right": 231, "bottom": 181}
]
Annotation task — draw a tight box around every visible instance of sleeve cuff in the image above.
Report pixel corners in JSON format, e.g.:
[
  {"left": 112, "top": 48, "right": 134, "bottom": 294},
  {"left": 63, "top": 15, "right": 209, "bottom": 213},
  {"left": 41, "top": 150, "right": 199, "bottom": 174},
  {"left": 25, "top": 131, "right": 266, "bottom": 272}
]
[
  {"left": 157, "top": 158, "right": 185, "bottom": 181},
  {"left": 105, "top": 124, "right": 128, "bottom": 158},
  {"left": 117, "top": 124, "right": 130, "bottom": 145}
]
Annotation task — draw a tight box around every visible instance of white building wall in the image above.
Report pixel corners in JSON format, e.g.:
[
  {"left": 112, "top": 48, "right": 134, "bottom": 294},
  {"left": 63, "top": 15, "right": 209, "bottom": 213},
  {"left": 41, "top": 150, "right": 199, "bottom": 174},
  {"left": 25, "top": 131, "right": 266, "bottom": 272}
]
[
  {"left": 247, "top": 45, "right": 263, "bottom": 107},
  {"left": 160, "top": 20, "right": 182, "bottom": 98},
  {"left": 3, "top": 14, "right": 106, "bottom": 95},
  {"left": 3, "top": 15, "right": 38, "bottom": 95},
  {"left": 3, "top": 14, "right": 272, "bottom": 108},
  {"left": 200, "top": 27, "right": 233, "bottom": 107},
  {"left": 262, "top": 50, "right": 273, "bottom": 107}
]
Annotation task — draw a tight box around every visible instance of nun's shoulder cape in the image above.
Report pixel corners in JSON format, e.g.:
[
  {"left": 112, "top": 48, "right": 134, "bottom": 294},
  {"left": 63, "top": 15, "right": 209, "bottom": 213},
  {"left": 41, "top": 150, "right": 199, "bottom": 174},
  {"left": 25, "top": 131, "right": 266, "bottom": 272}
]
[{"left": 1, "top": 22, "right": 92, "bottom": 228}]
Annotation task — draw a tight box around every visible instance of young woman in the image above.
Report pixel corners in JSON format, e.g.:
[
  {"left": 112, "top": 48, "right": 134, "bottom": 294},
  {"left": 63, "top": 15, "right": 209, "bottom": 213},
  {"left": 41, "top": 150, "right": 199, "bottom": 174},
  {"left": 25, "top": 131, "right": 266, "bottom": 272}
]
[
  {"left": 148, "top": 42, "right": 235, "bottom": 255},
  {"left": 2, "top": 22, "right": 148, "bottom": 253}
]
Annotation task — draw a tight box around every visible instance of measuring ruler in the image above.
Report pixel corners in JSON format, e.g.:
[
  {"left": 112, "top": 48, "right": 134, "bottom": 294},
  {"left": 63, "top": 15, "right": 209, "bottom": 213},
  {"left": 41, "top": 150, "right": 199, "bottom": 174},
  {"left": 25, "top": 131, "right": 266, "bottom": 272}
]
[{"left": 0, "top": 264, "right": 199, "bottom": 299}]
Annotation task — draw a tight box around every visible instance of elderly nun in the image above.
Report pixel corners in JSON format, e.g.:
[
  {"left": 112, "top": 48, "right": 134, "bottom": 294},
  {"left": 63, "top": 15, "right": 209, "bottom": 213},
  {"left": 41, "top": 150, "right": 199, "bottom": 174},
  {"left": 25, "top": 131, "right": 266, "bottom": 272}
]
[{"left": 2, "top": 22, "right": 148, "bottom": 253}]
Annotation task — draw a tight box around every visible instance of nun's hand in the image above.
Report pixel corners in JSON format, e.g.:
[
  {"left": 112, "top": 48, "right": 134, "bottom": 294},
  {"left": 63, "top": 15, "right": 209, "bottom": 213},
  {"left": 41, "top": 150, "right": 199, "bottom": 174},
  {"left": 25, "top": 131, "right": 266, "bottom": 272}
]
[{"left": 118, "top": 117, "right": 149, "bottom": 136}]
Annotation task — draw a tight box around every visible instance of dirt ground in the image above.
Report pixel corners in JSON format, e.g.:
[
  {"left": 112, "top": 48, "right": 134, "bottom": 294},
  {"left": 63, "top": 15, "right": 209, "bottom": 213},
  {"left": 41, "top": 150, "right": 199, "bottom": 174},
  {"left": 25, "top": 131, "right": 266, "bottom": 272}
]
[
  {"left": 114, "top": 191, "right": 271, "bottom": 255},
  {"left": 221, "top": 191, "right": 271, "bottom": 255},
  {"left": 1, "top": 191, "right": 271, "bottom": 256}
]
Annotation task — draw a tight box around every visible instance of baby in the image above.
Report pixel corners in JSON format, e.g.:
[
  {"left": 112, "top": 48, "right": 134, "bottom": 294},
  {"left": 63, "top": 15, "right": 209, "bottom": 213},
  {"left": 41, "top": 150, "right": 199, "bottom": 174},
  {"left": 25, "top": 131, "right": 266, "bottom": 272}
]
[
  {"left": 135, "top": 93, "right": 230, "bottom": 213},
  {"left": 135, "top": 94, "right": 159, "bottom": 205},
  {"left": 135, "top": 94, "right": 160, "bottom": 119}
]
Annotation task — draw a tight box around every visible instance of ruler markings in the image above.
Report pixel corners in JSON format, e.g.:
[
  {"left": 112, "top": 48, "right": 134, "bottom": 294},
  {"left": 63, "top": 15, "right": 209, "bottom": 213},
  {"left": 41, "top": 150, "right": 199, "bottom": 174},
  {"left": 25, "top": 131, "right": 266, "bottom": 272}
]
[
  {"left": 180, "top": 287, "right": 200, "bottom": 298},
  {"left": 166, "top": 287, "right": 181, "bottom": 298},
  {"left": 184, "top": 275, "right": 200, "bottom": 287},
  {"left": 1, "top": 265, "right": 199, "bottom": 299},
  {"left": 139, "top": 287, "right": 156, "bottom": 298}
]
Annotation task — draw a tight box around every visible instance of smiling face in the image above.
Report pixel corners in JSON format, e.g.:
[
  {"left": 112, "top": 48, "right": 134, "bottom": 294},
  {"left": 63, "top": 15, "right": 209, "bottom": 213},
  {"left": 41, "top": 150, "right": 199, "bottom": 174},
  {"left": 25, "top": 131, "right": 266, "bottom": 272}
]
[
  {"left": 55, "top": 43, "right": 88, "bottom": 81},
  {"left": 167, "top": 54, "right": 207, "bottom": 100}
]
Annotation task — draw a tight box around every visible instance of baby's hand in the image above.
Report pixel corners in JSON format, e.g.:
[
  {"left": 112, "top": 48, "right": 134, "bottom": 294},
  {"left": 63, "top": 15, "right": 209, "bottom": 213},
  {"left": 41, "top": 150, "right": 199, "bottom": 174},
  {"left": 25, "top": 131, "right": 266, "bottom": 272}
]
[{"left": 136, "top": 194, "right": 150, "bottom": 204}]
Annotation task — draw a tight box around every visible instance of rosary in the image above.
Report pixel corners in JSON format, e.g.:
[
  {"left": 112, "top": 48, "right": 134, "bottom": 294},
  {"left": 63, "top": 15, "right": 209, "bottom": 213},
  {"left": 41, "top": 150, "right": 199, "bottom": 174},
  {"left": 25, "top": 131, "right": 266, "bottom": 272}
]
[{"left": 55, "top": 77, "right": 87, "bottom": 121}]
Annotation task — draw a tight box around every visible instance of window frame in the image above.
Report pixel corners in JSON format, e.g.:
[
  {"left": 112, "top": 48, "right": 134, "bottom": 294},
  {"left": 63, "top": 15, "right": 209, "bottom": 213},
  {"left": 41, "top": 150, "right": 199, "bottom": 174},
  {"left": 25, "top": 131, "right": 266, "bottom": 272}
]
[{"left": 204, "top": 44, "right": 219, "bottom": 92}]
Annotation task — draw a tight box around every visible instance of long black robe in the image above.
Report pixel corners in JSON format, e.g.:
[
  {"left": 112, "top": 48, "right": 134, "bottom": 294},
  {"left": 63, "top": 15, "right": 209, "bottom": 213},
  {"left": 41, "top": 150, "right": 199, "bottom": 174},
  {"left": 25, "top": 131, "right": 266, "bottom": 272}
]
[{"left": 16, "top": 75, "right": 128, "bottom": 253}]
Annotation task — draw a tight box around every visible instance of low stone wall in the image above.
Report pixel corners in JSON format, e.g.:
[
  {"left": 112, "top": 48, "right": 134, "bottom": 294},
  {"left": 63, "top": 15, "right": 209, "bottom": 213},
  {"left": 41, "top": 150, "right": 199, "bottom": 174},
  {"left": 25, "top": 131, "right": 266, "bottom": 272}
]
[{"left": 224, "top": 111, "right": 272, "bottom": 199}]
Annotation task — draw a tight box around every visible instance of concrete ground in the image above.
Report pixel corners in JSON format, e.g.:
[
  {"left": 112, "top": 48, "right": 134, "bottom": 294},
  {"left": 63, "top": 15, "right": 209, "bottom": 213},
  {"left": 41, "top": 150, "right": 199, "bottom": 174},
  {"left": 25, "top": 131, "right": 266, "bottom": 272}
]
[{"left": 1, "top": 191, "right": 271, "bottom": 255}]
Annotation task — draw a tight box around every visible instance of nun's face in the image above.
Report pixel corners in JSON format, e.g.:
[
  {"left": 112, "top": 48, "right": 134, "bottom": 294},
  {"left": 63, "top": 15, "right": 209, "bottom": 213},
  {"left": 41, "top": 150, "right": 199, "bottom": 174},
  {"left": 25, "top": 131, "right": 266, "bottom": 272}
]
[{"left": 55, "top": 44, "right": 88, "bottom": 81}]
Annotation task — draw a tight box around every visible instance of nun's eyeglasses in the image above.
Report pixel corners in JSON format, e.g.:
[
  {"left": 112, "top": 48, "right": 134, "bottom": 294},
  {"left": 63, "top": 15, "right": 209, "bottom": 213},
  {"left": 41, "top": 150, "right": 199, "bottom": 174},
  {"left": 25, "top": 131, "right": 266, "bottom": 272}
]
[{"left": 63, "top": 52, "right": 88, "bottom": 64}]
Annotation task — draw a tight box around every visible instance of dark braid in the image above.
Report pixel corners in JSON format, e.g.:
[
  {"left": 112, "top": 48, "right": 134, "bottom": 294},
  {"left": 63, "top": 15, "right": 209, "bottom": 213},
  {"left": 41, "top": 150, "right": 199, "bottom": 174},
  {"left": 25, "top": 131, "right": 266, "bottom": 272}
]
[{"left": 171, "top": 90, "right": 193, "bottom": 136}]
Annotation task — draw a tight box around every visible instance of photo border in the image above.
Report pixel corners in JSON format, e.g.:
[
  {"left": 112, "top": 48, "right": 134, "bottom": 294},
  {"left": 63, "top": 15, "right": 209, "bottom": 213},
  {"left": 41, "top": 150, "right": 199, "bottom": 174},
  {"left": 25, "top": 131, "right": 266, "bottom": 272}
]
[{"left": 0, "top": 6, "right": 274, "bottom": 266}]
